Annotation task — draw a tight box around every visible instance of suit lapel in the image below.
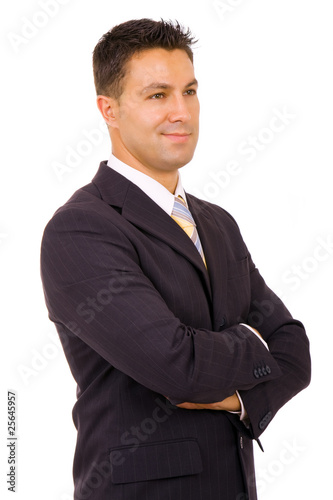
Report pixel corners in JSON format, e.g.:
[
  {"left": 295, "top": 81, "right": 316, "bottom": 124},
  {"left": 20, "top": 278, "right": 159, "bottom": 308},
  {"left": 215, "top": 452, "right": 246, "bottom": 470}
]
[
  {"left": 187, "top": 194, "right": 228, "bottom": 331},
  {"left": 92, "top": 162, "right": 211, "bottom": 298}
]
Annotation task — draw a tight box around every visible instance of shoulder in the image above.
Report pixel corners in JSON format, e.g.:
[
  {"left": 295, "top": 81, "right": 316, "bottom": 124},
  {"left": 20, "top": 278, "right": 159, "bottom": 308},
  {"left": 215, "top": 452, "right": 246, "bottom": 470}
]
[
  {"left": 187, "top": 193, "right": 240, "bottom": 229},
  {"left": 41, "top": 180, "right": 121, "bottom": 247},
  {"left": 186, "top": 193, "right": 250, "bottom": 260}
]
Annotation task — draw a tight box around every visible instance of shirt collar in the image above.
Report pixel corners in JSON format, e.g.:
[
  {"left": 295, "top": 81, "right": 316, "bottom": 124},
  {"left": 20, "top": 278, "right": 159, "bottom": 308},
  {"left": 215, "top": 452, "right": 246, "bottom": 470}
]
[{"left": 107, "top": 153, "right": 186, "bottom": 216}]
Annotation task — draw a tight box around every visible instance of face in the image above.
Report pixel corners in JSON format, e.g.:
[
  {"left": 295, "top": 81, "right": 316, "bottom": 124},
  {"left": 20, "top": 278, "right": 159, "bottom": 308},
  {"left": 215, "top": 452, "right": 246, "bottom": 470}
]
[{"left": 107, "top": 48, "right": 200, "bottom": 179}]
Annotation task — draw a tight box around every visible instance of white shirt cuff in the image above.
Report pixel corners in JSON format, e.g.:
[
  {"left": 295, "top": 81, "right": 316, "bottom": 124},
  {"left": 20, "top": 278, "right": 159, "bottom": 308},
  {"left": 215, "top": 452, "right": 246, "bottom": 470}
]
[
  {"left": 239, "top": 323, "right": 269, "bottom": 350},
  {"left": 228, "top": 390, "right": 247, "bottom": 421}
]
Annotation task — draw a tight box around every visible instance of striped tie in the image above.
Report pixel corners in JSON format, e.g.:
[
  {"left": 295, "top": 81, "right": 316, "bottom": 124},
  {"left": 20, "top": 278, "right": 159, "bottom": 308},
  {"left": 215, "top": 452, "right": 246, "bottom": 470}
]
[{"left": 171, "top": 195, "right": 206, "bottom": 267}]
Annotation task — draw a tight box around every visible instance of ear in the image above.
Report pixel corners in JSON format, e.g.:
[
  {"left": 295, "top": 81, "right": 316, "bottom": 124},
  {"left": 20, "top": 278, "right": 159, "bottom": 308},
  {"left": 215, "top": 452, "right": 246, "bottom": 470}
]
[{"left": 96, "top": 95, "right": 119, "bottom": 129}]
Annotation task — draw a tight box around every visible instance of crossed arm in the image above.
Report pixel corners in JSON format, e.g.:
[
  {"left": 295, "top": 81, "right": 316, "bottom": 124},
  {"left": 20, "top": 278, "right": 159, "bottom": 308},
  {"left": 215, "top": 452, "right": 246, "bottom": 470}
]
[
  {"left": 41, "top": 206, "right": 311, "bottom": 437},
  {"left": 175, "top": 327, "right": 264, "bottom": 412}
]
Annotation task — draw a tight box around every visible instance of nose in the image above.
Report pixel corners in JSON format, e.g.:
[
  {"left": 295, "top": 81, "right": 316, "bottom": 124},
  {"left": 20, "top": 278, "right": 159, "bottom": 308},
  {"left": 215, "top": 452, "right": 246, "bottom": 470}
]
[{"left": 168, "top": 94, "right": 192, "bottom": 123}]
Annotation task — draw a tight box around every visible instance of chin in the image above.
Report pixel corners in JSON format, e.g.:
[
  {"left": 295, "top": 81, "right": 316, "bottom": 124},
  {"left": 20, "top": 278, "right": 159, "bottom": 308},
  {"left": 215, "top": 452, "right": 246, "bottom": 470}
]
[
  {"left": 176, "top": 153, "right": 195, "bottom": 169},
  {"left": 157, "top": 148, "right": 196, "bottom": 171}
]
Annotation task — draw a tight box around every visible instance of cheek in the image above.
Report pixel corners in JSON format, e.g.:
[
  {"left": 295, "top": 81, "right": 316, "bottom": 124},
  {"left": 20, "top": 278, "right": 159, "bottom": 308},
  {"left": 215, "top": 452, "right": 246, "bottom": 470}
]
[
  {"left": 118, "top": 105, "right": 166, "bottom": 145},
  {"left": 118, "top": 113, "right": 142, "bottom": 139},
  {"left": 192, "top": 101, "right": 200, "bottom": 121},
  {"left": 119, "top": 119, "right": 156, "bottom": 154}
]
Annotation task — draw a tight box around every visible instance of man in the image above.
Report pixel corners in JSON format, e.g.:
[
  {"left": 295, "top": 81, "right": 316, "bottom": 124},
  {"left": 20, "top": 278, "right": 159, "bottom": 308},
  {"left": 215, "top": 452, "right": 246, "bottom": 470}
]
[{"left": 40, "top": 19, "right": 311, "bottom": 500}]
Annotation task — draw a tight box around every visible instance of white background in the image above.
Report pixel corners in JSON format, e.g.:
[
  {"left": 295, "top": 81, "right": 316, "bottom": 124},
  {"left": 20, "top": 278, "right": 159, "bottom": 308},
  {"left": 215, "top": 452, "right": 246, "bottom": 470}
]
[{"left": 1, "top": 0, "right": 332, "bottom": 498}]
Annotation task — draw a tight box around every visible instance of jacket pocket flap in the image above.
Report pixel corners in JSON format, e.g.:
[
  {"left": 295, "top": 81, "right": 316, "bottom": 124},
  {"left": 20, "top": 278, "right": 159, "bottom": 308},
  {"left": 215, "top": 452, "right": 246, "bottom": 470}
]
[{"left": 110, "top": 438, "right": 202, "bottom": 484}]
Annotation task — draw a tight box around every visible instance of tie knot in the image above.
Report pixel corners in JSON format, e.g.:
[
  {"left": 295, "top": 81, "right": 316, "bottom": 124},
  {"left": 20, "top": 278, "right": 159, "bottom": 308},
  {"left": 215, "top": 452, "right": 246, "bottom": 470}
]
[
  {"left": 172, "top": 196, "right": 196, "bottom": 228},
  {"left": 175, "top": 195, "right": 186, "bottom": 206}
]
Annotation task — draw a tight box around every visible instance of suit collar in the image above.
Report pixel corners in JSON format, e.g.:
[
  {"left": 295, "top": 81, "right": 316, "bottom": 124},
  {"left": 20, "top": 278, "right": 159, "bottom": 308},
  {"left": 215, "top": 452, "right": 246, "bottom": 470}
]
[
  {"left": 106, "top": 153, "right": 187, "bottom": 215},
  {"left": 91, "top": 161, "right": 131, "bottom": 208},
  {"left": 92, "top": 162, "right": 211, "bottom": 296}
]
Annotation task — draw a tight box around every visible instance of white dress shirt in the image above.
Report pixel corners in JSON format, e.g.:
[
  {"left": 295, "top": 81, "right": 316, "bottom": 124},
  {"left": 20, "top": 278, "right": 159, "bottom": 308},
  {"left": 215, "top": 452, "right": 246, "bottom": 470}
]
[
  {"left": 107, "top": 153, "right": 269, "bottom": 421},
  {"left": 108, "top": 153, "right": 186, "bottom": 215}
]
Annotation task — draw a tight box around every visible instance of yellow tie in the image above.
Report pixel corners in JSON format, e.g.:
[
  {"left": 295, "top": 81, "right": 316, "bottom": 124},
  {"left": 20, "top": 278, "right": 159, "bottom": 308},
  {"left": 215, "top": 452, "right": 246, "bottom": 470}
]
[{"left": 171, "top": 196, "right": 207, "bottom": 268}]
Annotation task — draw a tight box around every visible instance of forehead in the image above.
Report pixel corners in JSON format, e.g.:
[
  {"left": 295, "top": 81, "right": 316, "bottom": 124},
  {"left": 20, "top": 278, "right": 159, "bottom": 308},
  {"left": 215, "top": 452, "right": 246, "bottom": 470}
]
[{"left": 123, "top": 48, "right": 195, "bottom": 89}]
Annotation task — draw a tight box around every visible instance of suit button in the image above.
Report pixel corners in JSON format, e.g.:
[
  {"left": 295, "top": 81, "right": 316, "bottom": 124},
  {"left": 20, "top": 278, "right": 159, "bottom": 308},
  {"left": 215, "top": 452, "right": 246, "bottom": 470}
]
[
  {"left": 266, "top": 365, "right": 271, "bottom": 374},
  {"left": 262, "top": 366, "right": 267, "bottom": 376},
  {"left": 240, "top": 436, "right": 244, "bottom": 449},
  {"left": 254, "top": 369, "right": 260, "bottom": 379},
  {"left": 218, "top": 317, "right": 226, "bottom": 330},
  {"left": 258, "top": 367, "right": 263, "bottom": 377},
  {"left": 259, "top": 411, "right": 273, "bottom": 430}
]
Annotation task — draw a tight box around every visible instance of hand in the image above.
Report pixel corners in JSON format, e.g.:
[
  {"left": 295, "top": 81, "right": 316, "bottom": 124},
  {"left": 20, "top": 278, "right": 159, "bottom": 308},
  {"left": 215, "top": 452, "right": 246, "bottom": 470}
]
[{"left": 175, "top": 393, "right": 241, "bottom": 412}]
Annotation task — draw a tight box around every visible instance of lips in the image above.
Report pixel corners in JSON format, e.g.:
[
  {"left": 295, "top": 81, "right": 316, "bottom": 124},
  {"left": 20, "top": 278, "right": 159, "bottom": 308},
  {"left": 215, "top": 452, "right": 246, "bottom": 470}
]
[{"left": 163, "top": 133, "right": 191, "bottom": 143}]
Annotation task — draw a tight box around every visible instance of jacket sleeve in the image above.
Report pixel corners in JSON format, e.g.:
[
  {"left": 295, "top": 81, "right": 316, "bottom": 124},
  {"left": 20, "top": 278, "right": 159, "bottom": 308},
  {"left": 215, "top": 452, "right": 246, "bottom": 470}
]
[
  {"left": 40, "top": 205, "right": 284, "bottom": 405},
  {"left": 238, "top": 251, "right": 311, "bottom": 438},
  {"left": 202, "top": 201, "right": 311, "bottom": 438}
]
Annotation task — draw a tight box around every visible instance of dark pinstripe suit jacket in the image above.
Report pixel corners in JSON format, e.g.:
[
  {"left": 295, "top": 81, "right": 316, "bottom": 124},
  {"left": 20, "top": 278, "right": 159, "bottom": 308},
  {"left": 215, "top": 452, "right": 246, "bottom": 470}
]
[{"left": 40, "top": 161, "right": 310, "bottom": 500}]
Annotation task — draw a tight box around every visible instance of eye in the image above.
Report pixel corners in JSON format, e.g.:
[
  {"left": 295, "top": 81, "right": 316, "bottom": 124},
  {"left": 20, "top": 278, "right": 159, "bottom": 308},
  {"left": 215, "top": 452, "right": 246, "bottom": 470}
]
[
  {"left": 184, "top": 89, "right": 197, "bottom": 96},
  {"left": 150, "top": 93, "right": 165, "bottom": 99}
]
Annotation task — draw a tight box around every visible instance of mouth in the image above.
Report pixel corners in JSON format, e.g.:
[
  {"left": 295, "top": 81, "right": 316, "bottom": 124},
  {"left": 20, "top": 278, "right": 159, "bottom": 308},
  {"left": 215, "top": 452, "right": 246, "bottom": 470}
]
[{"left": 162, "top": 133, "right": 191, "bottom": 144}]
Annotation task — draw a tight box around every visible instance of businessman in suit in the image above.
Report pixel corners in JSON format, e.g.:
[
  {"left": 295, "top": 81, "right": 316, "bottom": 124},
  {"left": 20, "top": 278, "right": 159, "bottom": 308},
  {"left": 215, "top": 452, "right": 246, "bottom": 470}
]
[{"left": 40, "top": 19, "right": 311, "bottom": 500}]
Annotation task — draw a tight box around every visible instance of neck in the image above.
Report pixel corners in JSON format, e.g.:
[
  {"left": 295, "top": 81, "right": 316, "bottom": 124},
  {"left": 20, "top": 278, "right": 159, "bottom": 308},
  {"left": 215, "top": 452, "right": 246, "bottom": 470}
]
[
  {"left": 111, "top": 147, "right": 179, "bottom": 194},
  {"left": 147, "top": 170, "right": 179, "bottom": 194}
]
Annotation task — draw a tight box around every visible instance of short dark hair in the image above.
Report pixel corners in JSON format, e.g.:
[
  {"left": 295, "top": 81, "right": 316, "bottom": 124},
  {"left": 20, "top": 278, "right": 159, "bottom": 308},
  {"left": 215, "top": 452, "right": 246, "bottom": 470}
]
[{"left": 92, "top": 18, "right": 197, "bottom": 100}]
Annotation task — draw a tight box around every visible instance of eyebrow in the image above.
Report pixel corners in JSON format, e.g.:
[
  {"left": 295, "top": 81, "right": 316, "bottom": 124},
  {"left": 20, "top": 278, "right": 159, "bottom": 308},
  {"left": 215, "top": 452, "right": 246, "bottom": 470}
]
[{"left": 140, "top": 79, "right": 199, "bottom": 94}]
